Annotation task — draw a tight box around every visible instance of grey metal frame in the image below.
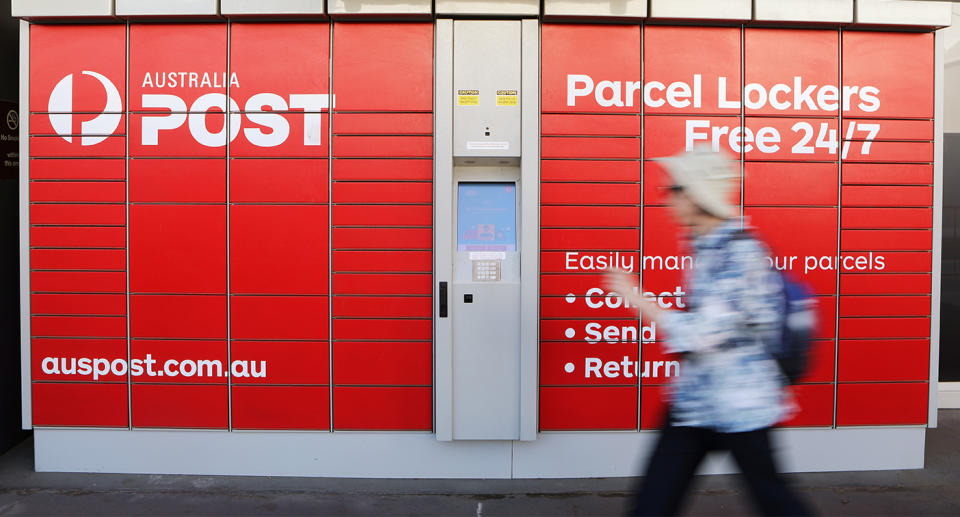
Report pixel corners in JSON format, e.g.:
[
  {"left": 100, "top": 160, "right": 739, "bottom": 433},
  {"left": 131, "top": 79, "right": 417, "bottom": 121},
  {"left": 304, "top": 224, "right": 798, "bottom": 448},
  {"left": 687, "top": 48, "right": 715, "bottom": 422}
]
[
  {"left": 19, "top": 19, "right": 31, "bottom": 430},
  {"left": 125, "top": 21, "right": 132, "bottom": 430},
  {"left": 225, "top": 19, "right": 233, "bottom": 432},
  {"left": 433, "top": 18, "right": 455, "bottom": 442},
  {"left": 637, "top": 24, "right": 646, "bottom": 430},
  {"left": 834, "top": 28, "right": 843, "bottom": 429},
  {"left": 328, "top": 19, "right": 335, "bottom": 433},
  {"left": 518, "top": 18, "right": 539, "bottom": 441},
  {"left": 930, "top": 28, "right": 945, "bottom": 427}
]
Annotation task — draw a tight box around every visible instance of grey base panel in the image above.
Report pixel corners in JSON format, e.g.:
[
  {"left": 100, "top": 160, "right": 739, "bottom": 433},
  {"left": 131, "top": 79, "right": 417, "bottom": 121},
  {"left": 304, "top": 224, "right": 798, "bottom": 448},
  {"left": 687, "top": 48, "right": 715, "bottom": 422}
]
[
  {"left": 35, "top": 427, "right": 924, "bottom": 478},
  {"left": 35, "top": 429, "right": 514, "bottom": 478},
  {"left": 514, "top": 427, "right": 925, "bottom": 478}
]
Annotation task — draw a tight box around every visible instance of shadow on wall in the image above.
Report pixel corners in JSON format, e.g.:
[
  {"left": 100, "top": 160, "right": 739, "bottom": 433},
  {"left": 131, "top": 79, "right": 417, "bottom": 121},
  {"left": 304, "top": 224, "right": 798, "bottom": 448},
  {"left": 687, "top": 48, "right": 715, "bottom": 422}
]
[{"left": 942, "top": 133, "right": 960, "bottom": 382}]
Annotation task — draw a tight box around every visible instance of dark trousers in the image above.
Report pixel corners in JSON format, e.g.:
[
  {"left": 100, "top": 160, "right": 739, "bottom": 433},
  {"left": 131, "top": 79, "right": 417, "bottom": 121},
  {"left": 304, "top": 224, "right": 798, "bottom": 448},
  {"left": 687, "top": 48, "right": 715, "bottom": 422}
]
[{"left": 627, "top": 420, "right": 812, "bottom": 516}]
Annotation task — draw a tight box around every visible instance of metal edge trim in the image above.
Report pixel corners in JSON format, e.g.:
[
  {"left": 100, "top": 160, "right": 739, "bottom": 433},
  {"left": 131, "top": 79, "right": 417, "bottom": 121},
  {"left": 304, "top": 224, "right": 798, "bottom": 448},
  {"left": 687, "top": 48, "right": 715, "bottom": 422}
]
[
  {"left": 433, "top": 18, "right": 454, "bottom": 442},
  {"left": 518, "top": 17, "right": 540, "bottom": 442},
  {"left": 19, "top": 18, "right": 32, "bottom": 430},
  {"left": 929, "top": 28, "right": 944, "bottom": 427}
]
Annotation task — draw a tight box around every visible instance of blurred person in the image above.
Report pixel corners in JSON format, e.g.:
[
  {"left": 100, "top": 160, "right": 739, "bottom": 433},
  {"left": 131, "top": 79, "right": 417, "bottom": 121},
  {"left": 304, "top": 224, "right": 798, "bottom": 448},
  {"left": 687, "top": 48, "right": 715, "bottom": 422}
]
[{"left": 604, "top": 145, "right": 812, "bottom": 516}]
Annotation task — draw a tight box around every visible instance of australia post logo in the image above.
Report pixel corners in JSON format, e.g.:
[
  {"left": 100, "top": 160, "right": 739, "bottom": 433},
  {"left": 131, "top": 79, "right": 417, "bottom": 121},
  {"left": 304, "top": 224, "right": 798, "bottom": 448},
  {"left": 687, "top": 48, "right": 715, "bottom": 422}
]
[
  {"left": 47, "top": 71, "right": 122, "bottom": 146},
  {"left": 48, "top": 70, "right": 332, "bottom": 148}
]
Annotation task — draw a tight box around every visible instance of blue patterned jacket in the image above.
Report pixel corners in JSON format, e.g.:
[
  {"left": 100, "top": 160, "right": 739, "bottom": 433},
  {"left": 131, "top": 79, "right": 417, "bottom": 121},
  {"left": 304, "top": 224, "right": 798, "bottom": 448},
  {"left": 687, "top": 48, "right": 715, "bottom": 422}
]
[{"left": 658, "top": 218, "right": 791, "bottom": 432}]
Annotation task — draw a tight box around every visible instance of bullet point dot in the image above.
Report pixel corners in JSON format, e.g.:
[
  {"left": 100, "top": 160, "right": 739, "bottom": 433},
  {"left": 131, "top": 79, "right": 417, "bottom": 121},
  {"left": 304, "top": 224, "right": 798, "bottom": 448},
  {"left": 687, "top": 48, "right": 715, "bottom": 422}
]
[
  {"left": 564, "top": 362, "right": 575, "bottom": 373},
  {"left": 564, "top": 328, "right": 575, "bottom": 339},
  {"left": 565, "top": 294, "right": 576, "bottom": 303}
]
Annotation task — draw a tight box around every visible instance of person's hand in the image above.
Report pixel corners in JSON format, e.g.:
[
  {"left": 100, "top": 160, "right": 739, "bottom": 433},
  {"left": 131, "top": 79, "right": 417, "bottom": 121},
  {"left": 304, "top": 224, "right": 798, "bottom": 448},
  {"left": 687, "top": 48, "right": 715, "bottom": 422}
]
[
  {"left": 602, "top": 267, "right": 637, "bottom": 301},
  {"left": 602, "top": 268, "right": 665, "bottom": 321}
]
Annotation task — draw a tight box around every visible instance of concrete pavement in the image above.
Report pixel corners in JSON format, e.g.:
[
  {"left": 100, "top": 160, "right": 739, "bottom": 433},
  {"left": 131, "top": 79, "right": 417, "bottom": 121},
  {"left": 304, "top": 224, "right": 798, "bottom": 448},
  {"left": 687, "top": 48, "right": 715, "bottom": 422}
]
[{"left": 1, "top": 411, "right": 958, "bottom": 516}]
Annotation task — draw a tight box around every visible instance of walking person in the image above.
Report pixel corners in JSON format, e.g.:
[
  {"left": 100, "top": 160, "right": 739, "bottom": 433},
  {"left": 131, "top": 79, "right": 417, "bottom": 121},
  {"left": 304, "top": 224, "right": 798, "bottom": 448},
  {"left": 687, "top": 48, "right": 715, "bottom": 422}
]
[{"left": 604, "top": 145, "right": 812, "bottom": 516}]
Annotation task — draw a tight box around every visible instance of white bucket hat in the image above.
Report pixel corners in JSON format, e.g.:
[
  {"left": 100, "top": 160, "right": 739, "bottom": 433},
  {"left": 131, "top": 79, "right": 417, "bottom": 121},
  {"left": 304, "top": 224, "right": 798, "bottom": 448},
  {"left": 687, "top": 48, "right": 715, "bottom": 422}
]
[{"left": 654, "top": 144, "right": 738, "bottom": 219}]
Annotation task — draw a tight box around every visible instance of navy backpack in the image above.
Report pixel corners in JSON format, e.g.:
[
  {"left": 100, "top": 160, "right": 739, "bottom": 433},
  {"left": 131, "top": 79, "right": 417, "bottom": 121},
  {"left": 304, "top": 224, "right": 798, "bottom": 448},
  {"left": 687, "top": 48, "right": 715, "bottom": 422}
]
[
  {"left": 729, "top": 230, "right": 817, "bottom": 384},
  {"left": 774, "top": 273, "right": 817, "bottom": 383}
]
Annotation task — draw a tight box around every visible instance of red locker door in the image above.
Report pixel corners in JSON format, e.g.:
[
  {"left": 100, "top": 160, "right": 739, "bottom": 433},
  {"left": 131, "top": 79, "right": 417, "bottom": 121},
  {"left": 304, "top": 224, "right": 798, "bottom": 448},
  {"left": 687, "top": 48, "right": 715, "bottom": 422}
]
[{"left": 330, "top": 22, "right": 434, "bottom": 431}]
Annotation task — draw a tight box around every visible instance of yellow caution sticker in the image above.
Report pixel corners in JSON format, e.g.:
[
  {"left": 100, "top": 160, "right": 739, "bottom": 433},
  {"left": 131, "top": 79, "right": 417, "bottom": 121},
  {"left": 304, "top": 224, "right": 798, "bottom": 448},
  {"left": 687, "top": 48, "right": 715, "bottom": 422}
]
[
  {"left": 496, "top": 89, "right": 518, "bottom": 106},
  {"left": 457, "top": 89, "right": 479, "bottom": 106}
]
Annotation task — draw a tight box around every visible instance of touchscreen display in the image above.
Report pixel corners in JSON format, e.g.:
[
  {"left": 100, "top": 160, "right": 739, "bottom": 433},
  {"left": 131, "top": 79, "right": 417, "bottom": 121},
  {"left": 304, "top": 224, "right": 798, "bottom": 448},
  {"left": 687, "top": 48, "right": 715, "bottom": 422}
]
[{"left": 457, "top": 182, "right": 517, "bottom": 251}]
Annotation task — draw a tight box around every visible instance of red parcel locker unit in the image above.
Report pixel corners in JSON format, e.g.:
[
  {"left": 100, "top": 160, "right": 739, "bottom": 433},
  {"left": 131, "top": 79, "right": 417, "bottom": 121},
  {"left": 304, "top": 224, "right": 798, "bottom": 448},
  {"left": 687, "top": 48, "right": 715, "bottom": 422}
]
[{"left": 21, "top": 15, "right": 940, "bottom": 477}]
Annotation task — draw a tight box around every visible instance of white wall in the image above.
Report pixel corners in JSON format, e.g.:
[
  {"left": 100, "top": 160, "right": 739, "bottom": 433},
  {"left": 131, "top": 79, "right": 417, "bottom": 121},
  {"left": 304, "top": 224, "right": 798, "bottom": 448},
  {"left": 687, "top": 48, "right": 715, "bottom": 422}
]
[{"left": 945, "top": 4, "right": 960, "bottom": 133}]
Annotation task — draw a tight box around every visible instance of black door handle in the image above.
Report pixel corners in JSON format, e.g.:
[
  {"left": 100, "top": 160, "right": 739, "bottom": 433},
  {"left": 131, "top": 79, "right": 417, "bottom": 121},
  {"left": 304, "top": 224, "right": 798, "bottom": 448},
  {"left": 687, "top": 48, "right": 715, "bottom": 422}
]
[{"left": 439, "top": 281, "right": 448, "bottom": 318}]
